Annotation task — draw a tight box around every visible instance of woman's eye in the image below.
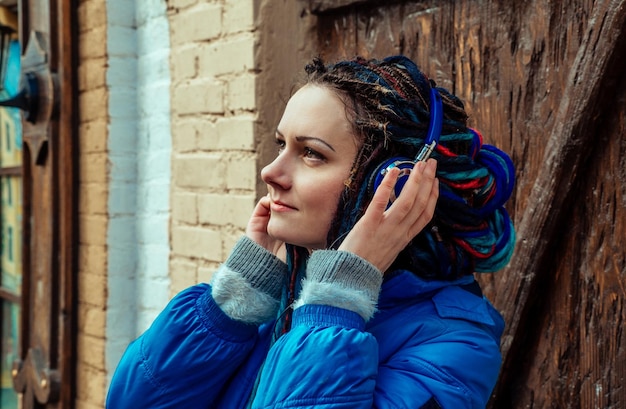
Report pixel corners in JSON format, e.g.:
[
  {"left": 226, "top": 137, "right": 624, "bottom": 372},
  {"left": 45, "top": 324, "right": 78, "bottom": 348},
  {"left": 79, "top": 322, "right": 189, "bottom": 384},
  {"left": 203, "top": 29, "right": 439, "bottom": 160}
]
[
  {"left": 275, "top": 139, "right": 286, "bottom": 153},
  {"left": 304, "top": 147, "right": 325, "bottom": 161}
]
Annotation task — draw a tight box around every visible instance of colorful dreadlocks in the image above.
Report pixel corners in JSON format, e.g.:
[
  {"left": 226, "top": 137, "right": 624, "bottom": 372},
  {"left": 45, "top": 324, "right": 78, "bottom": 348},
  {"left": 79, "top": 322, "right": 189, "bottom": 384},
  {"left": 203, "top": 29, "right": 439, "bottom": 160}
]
[{"left": 289, "top": 55, "right": 516, "bottom": 281}]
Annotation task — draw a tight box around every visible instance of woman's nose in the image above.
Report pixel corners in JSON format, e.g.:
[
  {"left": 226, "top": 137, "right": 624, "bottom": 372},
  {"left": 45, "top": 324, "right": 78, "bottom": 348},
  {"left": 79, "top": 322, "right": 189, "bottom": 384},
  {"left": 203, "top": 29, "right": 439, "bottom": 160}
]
[{"left": 261, "top": 154, "right": 291, "bottom": 190}]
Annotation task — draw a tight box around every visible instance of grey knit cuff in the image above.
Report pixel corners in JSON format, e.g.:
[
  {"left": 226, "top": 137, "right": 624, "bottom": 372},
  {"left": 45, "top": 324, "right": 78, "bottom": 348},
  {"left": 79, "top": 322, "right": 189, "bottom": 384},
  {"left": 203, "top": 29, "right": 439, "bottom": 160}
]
[
  {"left": 211, "top": 236, "right": 288, "bottom": 325},
  {"left": 294, "top": 250, "right": 383, "bottom": 321},
  {"left": 224, "top": 236, "right": 288, "bottom": 300}
]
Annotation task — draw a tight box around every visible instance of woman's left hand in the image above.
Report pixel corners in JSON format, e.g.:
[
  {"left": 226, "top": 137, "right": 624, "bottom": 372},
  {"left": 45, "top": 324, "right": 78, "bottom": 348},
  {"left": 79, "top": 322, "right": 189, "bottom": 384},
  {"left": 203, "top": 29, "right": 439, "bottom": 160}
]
[{"left": 338, "top": 158, "right": 439, "bottom": 274}]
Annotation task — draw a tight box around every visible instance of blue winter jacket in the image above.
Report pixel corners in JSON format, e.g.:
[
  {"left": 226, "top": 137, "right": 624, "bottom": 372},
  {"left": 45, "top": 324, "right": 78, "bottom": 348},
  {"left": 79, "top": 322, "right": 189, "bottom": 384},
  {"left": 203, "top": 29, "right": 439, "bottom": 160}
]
[{"left": 107, "top": 238, "right": 504, "bottom": 409}]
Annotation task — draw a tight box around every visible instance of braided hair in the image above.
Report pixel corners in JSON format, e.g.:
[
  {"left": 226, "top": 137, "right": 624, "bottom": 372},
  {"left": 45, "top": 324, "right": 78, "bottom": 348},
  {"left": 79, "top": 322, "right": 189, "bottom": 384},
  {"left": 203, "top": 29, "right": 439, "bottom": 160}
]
[{"left": 287, "top": 55, "right": 515, "bottom": 281}]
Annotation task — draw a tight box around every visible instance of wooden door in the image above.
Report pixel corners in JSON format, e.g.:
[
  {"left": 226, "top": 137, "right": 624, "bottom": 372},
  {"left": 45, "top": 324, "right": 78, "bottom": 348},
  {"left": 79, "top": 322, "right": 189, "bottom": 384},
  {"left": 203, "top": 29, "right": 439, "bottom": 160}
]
[
  {"left": 9, "top": 1, "right": 77, "bottom": 408},
  {"left": 306, "top": 0, "right": 626, "bottom": 406}
]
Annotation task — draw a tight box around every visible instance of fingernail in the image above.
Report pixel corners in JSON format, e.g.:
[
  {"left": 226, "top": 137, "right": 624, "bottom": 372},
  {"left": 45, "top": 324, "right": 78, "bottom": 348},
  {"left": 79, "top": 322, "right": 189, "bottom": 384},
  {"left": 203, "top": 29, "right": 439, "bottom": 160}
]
[{"left": 427, "top": 159, "right": 437, "bottom": 171}]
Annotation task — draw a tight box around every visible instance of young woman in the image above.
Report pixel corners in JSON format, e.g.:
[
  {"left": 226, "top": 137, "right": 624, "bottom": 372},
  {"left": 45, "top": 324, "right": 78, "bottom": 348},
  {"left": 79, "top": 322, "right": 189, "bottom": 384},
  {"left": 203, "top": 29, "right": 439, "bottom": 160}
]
[{"left": 107, "top": 55, "right": 515, "bottom": 409}]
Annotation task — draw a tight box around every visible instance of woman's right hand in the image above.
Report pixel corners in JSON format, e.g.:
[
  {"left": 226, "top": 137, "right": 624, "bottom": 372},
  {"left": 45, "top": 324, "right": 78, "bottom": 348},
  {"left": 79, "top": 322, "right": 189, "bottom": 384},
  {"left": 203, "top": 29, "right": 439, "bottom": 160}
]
[
  {"left": 246, "top": 195, "right": 284, "bottom": 257},
  {"left": 338, "top": 159, "right": 439, "bottom": 273}
]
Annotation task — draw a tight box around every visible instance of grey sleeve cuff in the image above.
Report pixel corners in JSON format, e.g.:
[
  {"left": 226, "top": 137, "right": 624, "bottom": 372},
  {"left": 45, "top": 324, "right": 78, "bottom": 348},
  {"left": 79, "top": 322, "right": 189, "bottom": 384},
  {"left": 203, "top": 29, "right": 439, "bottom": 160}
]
[
  {"left": 211, "top": 236, "right": 288, "bottom": 325},
  {"left": 294, "top": 250, "right": 383, "bottom": 321}
]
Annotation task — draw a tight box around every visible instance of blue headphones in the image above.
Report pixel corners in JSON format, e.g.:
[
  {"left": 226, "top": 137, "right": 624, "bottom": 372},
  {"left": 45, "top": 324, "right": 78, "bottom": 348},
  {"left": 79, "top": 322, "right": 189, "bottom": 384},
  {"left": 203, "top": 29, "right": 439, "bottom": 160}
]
[{"left": 371, "top": 87, "right": 443, "bottom": 205}]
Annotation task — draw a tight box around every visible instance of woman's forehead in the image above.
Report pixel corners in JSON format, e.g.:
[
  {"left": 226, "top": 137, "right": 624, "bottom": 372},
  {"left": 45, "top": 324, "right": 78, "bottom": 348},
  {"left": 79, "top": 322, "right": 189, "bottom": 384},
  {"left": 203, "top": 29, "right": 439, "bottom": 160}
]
[{"left": 278, "top": 85, "right": 358, "bottom": 148}]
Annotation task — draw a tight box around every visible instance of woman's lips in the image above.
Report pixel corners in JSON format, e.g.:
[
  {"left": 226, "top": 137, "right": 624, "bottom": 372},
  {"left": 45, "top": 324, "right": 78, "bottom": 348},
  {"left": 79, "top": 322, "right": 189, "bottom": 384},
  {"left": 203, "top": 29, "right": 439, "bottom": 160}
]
[{"left": 270, "top": 200, "right": 297, "bottom": 212}]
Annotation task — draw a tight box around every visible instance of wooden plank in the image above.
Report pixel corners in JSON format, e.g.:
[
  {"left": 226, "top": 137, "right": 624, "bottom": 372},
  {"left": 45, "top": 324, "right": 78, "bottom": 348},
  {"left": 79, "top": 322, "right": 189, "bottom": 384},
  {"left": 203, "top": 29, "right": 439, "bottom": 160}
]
[
  {"left": 504, "top": 71, "right": 626, "bottom": 408},
  {"left": 308, "top": 0, "right": 405, "bottom": 14},
  {"left": 489, "top": 0, "right": 626, "bottom": 404}
]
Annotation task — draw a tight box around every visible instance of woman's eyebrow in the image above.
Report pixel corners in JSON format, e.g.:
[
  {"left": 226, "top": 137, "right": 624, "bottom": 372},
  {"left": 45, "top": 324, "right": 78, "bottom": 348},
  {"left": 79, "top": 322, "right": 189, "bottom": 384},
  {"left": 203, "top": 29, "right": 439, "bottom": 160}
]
[{"left": 275, "top": 129, "right": 336, "bottom": 152}]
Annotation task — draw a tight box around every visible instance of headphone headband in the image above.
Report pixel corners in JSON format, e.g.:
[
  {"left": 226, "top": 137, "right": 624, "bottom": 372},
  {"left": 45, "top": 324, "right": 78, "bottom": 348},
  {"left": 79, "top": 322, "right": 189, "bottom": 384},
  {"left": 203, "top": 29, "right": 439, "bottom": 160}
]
[{"left": 415, "top": 87, "right": 443, "bottom": 162}]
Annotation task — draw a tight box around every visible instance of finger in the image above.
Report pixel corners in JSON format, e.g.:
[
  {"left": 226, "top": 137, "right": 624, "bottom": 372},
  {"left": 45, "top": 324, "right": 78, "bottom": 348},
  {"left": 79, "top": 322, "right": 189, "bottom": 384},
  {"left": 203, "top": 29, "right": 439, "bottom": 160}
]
[
  {"left": 411, "top": 159, "right": 438, "bottom": 212},
  {"left": 409, "top": 177, "right": 439, "bottom": 238},
  {"left": 368, "top": 166, "right": 400, "bottom": 216},
  {"left": 387, "top": 160, "right": 430, "bottom": 219},
  {"left": 253, "top": 195, "right": 272, "bottom": 217}
]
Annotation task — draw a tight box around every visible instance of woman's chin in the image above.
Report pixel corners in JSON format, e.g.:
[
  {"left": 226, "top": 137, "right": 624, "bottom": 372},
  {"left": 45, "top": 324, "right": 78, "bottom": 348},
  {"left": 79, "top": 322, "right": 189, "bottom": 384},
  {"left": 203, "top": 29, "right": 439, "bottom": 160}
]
[
  {"left": 267, "top": 221, "right": 326, "bottom": 250},
  {"left": 266, "top": 225, "right": 289, "bottom": 245},
  {"left": 267, "top": 228, "right": 309, "bottom": 250}
]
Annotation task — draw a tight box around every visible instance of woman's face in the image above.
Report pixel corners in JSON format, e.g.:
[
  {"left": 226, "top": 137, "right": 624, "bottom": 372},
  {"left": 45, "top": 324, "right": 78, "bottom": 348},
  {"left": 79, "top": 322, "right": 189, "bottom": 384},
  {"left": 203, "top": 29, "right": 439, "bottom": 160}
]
[{"left": 261, "top": 85, "right": 360, "bottom": 250}]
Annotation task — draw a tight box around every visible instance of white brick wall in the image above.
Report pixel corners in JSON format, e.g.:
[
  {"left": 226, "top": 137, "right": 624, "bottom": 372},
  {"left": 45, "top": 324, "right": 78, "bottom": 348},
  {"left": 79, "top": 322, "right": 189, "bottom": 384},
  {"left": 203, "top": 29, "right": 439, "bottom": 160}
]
[{"left": 104, "top": 0, "right": 172, "bottom": 389}]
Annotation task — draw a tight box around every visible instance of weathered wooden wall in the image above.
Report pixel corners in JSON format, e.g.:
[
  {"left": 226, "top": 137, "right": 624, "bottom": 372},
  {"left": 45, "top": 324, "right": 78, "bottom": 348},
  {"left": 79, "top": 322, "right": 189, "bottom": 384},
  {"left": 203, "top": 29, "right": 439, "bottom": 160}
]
[{"left": 306, "top": 0, "right": 626, "bottom": 406}]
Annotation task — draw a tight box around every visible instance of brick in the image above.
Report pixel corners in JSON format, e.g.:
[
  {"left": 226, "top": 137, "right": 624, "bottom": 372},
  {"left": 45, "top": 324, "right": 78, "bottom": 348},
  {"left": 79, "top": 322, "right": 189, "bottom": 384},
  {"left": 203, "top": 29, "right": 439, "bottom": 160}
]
[
  {"left": 79, "top": 26, "right": 107, "bottom": 60},
  {"left": 172, "top": 192, "right": 198, "bottom": 224},
  {"left": 108, "top": 120, "right": 138, "bottom": 154},
  {"left": 137, "top": 52, "right": 169, "bottom": 89},
  {"left": 109, "top": 182, "right": 137, "bottom": 216},
  {"left": 167, "top": 0, "right": 198, "bottom": 11},
  {"left": 107, "top": 1, "right": 135, "bottom": 28},
  {"left": 172, "top": 118, "right": 206, "bottom": 152},
  {"left": 172, "top": 154, "right": 226, "bottom": 189},
  {"left": 226, "top": 154, "right": 257, "bottom": 190},
  {"left": 108, "top": 26, "right": 138, "bottom": 58},
  {"left": 80, "top": 183, "right": 108, "bottom": 215},
  {"left": 199, "top": 35, "right": 256, "bottom": 77},
  {"left": 136, "top": 183, "right": 170, "bottom": 214},
  {"left": 79, "top": 119, "right": 108, "bottom": 153},
  {"left": 79, "top": 271, "right": 107, "bottom": 307},
  {"left": 80, "top": 152, "right": 109, "bottom": 184},
  {"left": 136, "top": 0, "right": 168, "bottom": 26},
  {"left": 80, "top": 87, "right": 108, "bottom": 123},
  {"left": 138, "top": 279, "right": 170, "bottom": 312},
  {"left": 171, "top": 226, "right": 222, "bottom": 261},
  {"left": 171, "top": 45, "right": 199, "bottom": 80},
  {"left": 223, "top": 0, "right": 255, "bottom": 34},
  {"left": 79, "top": 215, "right": 108, "bottom": 247},
  {"left": 173, "top": 79, "right": 224, "bottom": 115},
  {"left": 107, "top": 244, "right": 137, "bottom": 276},
  {"left": 222, "top": 231, "right": 245, "bottom": 259},
  {"left": 198, "top": 264, "right": 219, "bottom": 283},
  {"left": 79, "top": 244, "right": 107, "bottom": 275},
  {"left": 196, "top": 116, "right": 255, "bottom": 151},
  {"left": 75, "top": 398, "right": 104, "bottom": 409},
  {"left": 108, "top": 216, "right": 138, "bottom": 247},
  {"left": 137, "top": 246, "right": 169, "bottom": 282},
  {"left": 79, "top": 333, "right": 105, "bottom": 368},
  {"left": 75, "top": 362, "right": 106, "bottom": 406},
  {"left": 170, "top": 3, "right": 221, "bottom": 45},
  {"left": 107, "top": 289, "right": 137, "bottom": 331},
  {"left": 109, "top": 153, "right": 138, "bottom": 183},
  {"left": 170, "top": 257, "right": 198, "bottom": 296},
  {"left": 108, "top": 56, "right": 138, "bottom": 87},
  {"left": 227, "top": 73, "right": 256, "bottom": 111},
  {"left": 109, "top": 87, "right": 138, "bottom": 119},
  {"left": 198, "top": 193, "right": 254, "bottom": 228},
  {"left": 138, "top": 116, "right": 172, "bottom": 152},
  {"left": 78, "top": 57, "right": 107, "bottom": 92},
  {"left": 79, "top": 304, "right": 106, "bottom": 338},
  {"left": 139, "top": 149, "right": 171, "bottom": 182},
  {"left": 78, "top": 0, "right": 107, "bottom": 31}
]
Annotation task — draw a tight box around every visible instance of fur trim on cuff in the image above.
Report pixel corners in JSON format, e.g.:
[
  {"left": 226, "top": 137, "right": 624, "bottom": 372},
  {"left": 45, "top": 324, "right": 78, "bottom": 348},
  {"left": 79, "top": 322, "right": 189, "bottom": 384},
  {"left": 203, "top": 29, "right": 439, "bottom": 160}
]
[
  {"left": 294, "top": 279, "right": 378, "bottom": 321},
  {"left": 211, "top": 266, "right": 280, "bottom": 325}
]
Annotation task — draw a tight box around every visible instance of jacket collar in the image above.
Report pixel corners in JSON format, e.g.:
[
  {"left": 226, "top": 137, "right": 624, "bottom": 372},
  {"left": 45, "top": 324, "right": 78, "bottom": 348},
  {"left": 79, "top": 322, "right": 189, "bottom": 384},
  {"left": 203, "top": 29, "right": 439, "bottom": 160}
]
[{"left": 377, "top": 269, "right": 476, "bottom": 309}]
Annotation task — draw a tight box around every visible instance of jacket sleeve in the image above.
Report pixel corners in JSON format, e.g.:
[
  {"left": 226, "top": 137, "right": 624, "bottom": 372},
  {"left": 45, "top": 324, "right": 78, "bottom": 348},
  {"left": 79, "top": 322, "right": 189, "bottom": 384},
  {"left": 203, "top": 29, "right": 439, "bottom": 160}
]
[
  {"left": 250, "top": 251, "right": 503, "bottom": 409},
  {"left": 106, "top": 237, "right": 288, "bottom": 409},
  {"left": 106, "top": 285, "right": 260, "bottom": 408}
]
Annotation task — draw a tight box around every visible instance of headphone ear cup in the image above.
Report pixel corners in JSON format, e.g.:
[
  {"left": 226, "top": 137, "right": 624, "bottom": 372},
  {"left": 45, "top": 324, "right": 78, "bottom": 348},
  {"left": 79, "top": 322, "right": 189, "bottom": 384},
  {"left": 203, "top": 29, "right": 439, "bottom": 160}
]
[{"left": 371, "top": 158, "right": 415, "bottom": 206}]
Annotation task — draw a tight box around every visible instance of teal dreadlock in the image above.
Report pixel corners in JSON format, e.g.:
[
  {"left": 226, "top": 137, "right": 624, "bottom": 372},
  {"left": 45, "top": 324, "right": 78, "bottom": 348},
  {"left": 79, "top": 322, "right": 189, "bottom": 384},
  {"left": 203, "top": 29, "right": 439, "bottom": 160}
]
[{"left": 300, "top": 55, "right": 516, "bottom": 280}]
